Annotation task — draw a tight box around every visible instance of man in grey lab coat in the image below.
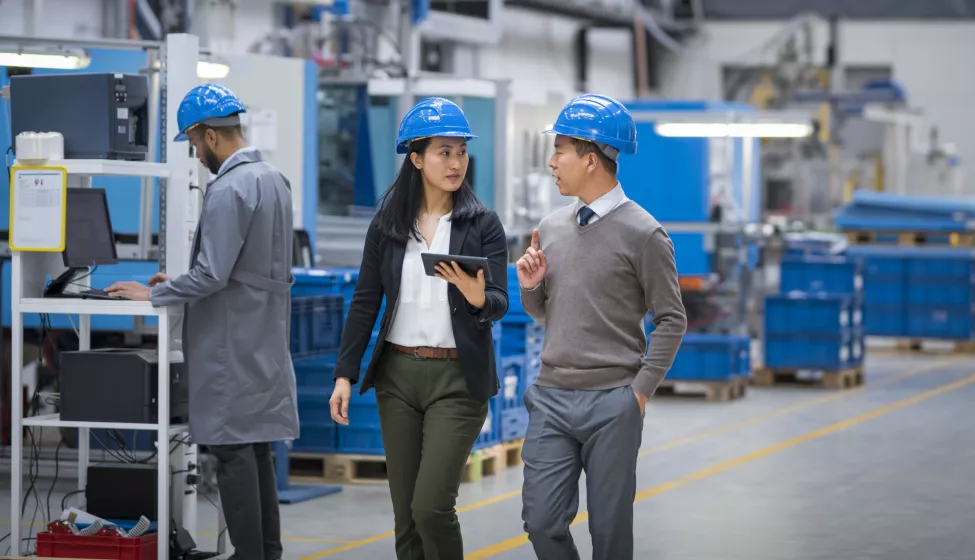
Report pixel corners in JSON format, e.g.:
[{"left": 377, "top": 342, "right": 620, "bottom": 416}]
[{"left": 108, "top": 84, "right": 298, "bottom": 560}]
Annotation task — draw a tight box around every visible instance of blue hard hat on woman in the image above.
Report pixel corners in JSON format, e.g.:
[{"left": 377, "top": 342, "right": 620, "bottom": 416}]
[
  {"left": 542, "top": 93, "right": 637, "bottom": 160},
  {"left": 395, "top": 97, "right": 477, "bottom": 153},
  {"left": 173, "top": 83, "right": 247, "bottom": 142}
]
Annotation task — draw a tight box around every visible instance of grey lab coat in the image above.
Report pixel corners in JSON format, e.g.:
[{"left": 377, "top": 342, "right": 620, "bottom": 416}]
[{"left": 150, "top": 148, "right": 299, "bottom": 446}]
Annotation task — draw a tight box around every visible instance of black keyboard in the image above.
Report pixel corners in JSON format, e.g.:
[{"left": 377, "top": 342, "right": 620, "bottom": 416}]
[{"left": 77, "top": 288, "right": 123, "bottom": 300}]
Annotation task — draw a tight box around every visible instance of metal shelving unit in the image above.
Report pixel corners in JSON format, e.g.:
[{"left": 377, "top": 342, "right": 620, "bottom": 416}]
[{"left": 7, "top": 33, "right": 206, "bottom": 559}]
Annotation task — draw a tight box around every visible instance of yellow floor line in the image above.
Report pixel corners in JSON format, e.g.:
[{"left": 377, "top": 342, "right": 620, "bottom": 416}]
[
  {"left": 196, "top": 531, "right": 352, "bottom": 544},
  {"left": 298, "top": 356, "right": 962, "bottom": 559},
  {"left": 464, "top": 371, "right": 975, "bottom": 559}
]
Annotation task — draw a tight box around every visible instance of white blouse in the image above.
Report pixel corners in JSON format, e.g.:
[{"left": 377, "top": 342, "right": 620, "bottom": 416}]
[{"left": 385, "top": 212, "right": 457, "bottom": 348}]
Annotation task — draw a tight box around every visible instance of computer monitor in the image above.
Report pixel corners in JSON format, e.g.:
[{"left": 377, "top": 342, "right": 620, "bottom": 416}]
[
  {"left": 62, "top": 188, "right": 118, "bottom": 268},
  {"left": 43, "top": 188, "right": 119, "bottom": 298}
]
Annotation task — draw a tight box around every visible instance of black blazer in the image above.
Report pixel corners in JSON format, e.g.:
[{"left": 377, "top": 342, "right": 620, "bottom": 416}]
[{"left": 334, "top": 209, "right": 509, "bottom": 403}]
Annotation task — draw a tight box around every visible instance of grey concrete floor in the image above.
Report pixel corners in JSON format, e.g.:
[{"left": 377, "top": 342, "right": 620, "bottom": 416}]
[{"left": 2, "top": 351, "right": 974, "bottom": 559}]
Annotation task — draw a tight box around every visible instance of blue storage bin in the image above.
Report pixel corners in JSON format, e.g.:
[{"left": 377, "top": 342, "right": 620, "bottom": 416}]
[
  {"left": 856, "top": 255, "right": 905, "bottom": 277},
  {"left": 524, "top": 354, "right": 542, "bottom": 385},
  {"left": 291, "top": 294, "right": 344, "bottom": 358},
  {"left": 906, "top": 256, "right": 973, "bottom": 280},
  {"left": 297, "top": 392, "right": 332, "bottom": 424},
  {"left": 667, "top": 334, "right": 739, "bottom": 381},
  {"left": 764, "top": 331, "right": 861, "bottom": 371},
  {"left": 732, "top": 335, "right": 752, "bottom": 376},
  {"left": 337, "top": 426, "right": 385, "bottom": 455},
  {"left": 292, "top": 422, "right": 337, "bottom": 453},
  {"left": 780, "top": 256, "right": 862, "bottom": 296},
  {"left": 905, "top": 282, "right": 975, "bottom": 307},
  {"left": 862, "top": 277, "right": 904, "bottom": 305},
  {"left": 863, "top": 305, "right": 905, "bottom": 336},
  {"left": 499, "top": 355, "right": 526, "bottom": 410},
  {"left": 501, "top": 408, "right": 529, "bottom": 442},
  {"left": 764, "top": 294, "right": 860, "bottom": 336},
  {"left": 501, "top": 323, "right": 544, "bottom": 356},
  {"left": 293, "top": 355, "right": 338, "bottom": 388},
  {"left": 905, "top": 306, "right": 975, "bottom": 339},
  {"left": 473, "top": 396, "right": 502, "bottom": 450}
]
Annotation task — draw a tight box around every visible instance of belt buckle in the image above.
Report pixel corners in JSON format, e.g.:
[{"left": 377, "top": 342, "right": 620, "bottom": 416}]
[{"left": 413, "top": 346, "right": 422, "bottom": 359}]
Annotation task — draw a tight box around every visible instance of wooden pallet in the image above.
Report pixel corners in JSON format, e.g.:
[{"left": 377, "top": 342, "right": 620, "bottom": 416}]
[
  {"left": 655, "top": 376, "right": 748, "bottom": 402},
  {"left": 844, "top": 230, "right": 975, "bottom": 247},
  {"left": 462, "top": 444, "right": 506, "bottom": 483},
  {"left": 286, "top": 443, "right": 511, "bottom": 485},
  {"left": 892, "top": 338, "right": 975, "bottom": 354},
  {"left": 753, "top": 366, "right": 864, "bottom": 389},
  {"left": 501, "top": 438, "right": 525, "bottom": 468},
  {"left": 289, "top": 452, "right": 389, "bottom": 485}
]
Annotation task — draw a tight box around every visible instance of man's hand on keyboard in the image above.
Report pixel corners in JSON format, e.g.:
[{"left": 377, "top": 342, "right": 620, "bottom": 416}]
[{"left": 105, "top": 281, "right": 150, "bottom": 301}]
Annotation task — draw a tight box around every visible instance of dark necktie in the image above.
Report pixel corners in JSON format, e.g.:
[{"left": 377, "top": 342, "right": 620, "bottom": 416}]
[{"left": 578, "top": 206, "right": 596, "bottom": 226}]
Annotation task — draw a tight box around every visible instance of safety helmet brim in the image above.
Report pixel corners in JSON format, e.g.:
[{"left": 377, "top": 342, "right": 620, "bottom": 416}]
[{"left": 395, "top": 131, "right": 479, "bottom": 154}]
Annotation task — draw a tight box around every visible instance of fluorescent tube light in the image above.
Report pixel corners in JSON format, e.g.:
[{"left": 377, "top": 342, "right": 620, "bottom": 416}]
[
  {"left": 197, "top": 60, "right": 230, "bottom": 79},
  {"left": 151, "top": 57, "right": 232, "bottom": 79},
  {"left": 656, "top": 121, "right": 813, "bottom": 138},
  {"left": 0, "top": 50, "right": 90, "bottom": 70}
]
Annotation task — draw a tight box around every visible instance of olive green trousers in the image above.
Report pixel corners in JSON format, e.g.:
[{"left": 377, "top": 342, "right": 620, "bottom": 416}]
[{"left": 375, "top": 349, "right": 489, "bottom": 560}]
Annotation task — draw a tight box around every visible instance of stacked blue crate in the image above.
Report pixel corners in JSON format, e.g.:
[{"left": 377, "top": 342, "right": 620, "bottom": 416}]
[
  {"left": 846, "top": 246, "right": 975, "bottom": 340},
  {"left": 904, "top": 249, "right": 975, "bottom": 339},
  {"left": 497, "top": 321, "right": 543, "bottom": 442},
  {"left": 763, "top": 293, "right": 864, "bottom": 370},
  {"left": 473, "top": 323, "right": 505, "bottom": 450},
  {"left": 666, "top": 334, "right": 747, "bottom": 382},
  {"left": 290, "top": 295, "right": 345, "bottom": 360}
]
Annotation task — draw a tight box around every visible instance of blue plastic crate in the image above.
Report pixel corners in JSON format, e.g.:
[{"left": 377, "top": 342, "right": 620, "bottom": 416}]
[
  {"left": 291, "top": 295, "right": 344, "bottom": 358},
  {"left": 499, "top": 355, "right": 526, "bottom": 410},
  {"left": 780, "top": 256, "right": 862, "bottom": 296},
  {"left": 905, "top": 306, "right": 975, "bottom": 340},
  {"left": 667, "top": 334, "right": 740, "bottom": 381},
  {"left": 764, "top": 294, "right": 860, "bottom": 336},
  {"left": 294, "top": 356, "right": 338, "bottom": 388},
  {"left": 473, "top": 395, "right": 502, "bottom": 451},
  {"left": 732, "top": 335, "right": 752, "bottom": 376},
  {"left": 863, "top": 304, "right": 905, "bottom": 336},
  {"left": 906, "top": 256, "right": 974, "bottom": 280},
  {"left": 764, "top": 331, "right": 862, "bottom": 371},
  {"left": 501, "top": 323, "right": 544, "bottom": 356},
  {"left": 524, "top": 354, "right": 542, "bottom": 386},
  {"left": 309, "top": 295, "right": 345, "bottom": 352},
  {"left": 501, "top": 407, "right": 529, "bottom": 442},
  {"left": 292, "top": 422, "right": 337, "bottom": 453},
  {"left": 337, "top": 426, "right": 385, "bottom": 455},
  {"left": 905, "top": 282, "right": 975, "bottom": 307},
  {"left": 297, "top": 391, "right": 333, "bottom": 424},
  {"left": 862, "top": 277, "right": 904, "bottom": 305}
]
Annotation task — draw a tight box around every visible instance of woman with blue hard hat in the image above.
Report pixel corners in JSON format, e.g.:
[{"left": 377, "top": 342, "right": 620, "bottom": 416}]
[{"left": 330, "top": 97, "right": 509, "bottom": 559}]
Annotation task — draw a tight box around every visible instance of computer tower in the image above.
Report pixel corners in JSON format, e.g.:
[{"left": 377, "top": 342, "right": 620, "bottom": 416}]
[
  {"left": 59, "top": 349, "right": 189, "bottom": 424},
  {"left": 10, "top": 73, "right": 150, "bottom": 160}
]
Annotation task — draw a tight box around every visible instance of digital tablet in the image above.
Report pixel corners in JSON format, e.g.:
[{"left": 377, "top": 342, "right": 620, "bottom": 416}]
[{"left": 421, "top": 253, "right": 493, "bottom": 282}]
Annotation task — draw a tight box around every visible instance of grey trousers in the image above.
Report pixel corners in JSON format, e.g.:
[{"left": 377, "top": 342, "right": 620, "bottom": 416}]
[
  {"left": 209, "top": 443, "right": 283, "bottom": 560},
  {"left": 520, "top": 384, "right": 644, "bottom": 560}
]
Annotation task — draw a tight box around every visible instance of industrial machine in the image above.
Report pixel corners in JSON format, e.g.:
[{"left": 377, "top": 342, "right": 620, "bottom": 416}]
[{"left": 10, "top": 73, "right": 150, "bottom": 161}]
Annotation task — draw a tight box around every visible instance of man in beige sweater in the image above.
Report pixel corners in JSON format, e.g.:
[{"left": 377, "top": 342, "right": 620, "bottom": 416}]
[{"left": 517, "top": 94, "right": 687, "bottom": 560}]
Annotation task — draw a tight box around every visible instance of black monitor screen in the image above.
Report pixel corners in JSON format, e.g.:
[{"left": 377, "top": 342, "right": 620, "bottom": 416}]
[{"left": 63, "top": 188, "right": 118, "bottom": 268}]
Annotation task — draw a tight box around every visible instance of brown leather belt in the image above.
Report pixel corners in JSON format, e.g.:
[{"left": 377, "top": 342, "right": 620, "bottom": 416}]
[{"left": 390, "top": 344, "right": 459, "bottom": 359}]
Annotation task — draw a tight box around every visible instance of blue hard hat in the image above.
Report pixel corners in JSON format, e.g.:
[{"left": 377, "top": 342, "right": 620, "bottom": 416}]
[
  {"left": 395, "top": 97, "right": 477, "bottom": 154},
  {"left": 542, "top": 94, "right": 637, "bottom": 157},
  {"left": 173, "top": 83, "right": 247, "bottom": 142}
]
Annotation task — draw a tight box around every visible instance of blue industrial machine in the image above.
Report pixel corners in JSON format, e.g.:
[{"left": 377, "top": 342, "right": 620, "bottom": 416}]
[{"left": 618, "top": 100, "right": 763, "bottom": 335}]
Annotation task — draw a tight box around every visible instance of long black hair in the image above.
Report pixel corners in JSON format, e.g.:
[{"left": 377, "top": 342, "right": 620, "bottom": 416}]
[{"left": 376, "top": 137, "right": 487, "bottom": 242}]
